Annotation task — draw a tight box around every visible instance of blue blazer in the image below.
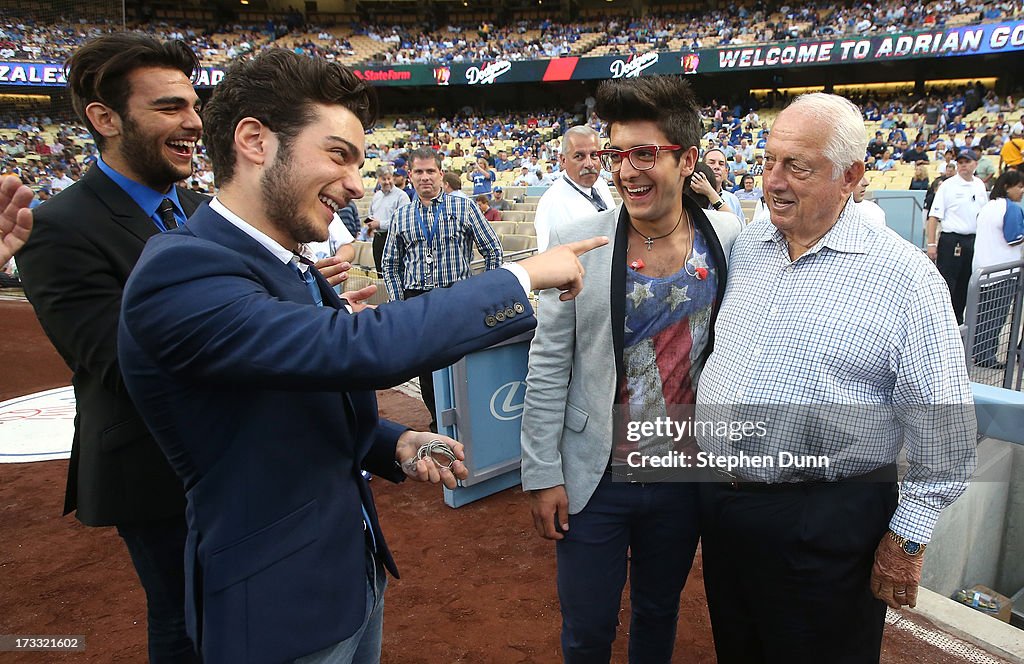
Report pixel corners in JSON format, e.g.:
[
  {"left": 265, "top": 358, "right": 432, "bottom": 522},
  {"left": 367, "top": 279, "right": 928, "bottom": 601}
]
[{"left": 118, "top": 202, "right": 535, "bottom": 663}]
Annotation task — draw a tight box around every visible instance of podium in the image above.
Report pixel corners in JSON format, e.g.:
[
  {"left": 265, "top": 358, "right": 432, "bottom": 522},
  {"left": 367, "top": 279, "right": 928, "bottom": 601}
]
[{"left": 433, "top": 331, "right": 534, "bottom": 508}]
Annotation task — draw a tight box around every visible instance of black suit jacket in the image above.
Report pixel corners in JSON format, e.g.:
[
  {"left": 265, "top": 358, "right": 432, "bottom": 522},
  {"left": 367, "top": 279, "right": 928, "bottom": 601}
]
[{"left": 17, "top": 166, "right": 208, "bottom": 526}]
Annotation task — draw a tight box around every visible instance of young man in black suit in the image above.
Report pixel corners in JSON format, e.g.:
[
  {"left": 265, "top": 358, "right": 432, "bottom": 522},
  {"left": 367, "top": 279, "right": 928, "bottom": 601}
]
[{"left": 16, "top": 34, "right": 209, "bottom": 663}]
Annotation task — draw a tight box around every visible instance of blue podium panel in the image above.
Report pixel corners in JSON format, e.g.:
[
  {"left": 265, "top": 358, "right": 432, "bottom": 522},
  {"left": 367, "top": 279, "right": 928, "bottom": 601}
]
[{"left": 435, "top": 332, "right": 534, "bottom": 508}]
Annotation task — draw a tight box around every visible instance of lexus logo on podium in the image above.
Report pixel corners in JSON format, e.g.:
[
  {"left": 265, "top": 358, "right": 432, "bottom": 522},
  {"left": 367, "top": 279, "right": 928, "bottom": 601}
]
[{"left": 489, "top": 381, "right": 526, "bottom": 421}]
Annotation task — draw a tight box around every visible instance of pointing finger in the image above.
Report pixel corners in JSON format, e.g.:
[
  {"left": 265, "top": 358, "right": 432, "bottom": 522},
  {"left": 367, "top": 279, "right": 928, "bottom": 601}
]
[{"left": 564, "top": 236, "right": 610, "bottom": 257}]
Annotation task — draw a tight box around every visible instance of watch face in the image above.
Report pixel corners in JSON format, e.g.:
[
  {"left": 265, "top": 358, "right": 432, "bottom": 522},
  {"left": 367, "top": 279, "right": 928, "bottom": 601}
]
[{"left": 903, "top": 541, "right": 922, "bottom": 555}]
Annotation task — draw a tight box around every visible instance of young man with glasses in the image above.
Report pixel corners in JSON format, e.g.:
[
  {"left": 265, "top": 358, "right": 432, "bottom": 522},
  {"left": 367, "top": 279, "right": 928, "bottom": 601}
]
[{"left": 521, "top": 76, "right": 742, "bottom": 663}]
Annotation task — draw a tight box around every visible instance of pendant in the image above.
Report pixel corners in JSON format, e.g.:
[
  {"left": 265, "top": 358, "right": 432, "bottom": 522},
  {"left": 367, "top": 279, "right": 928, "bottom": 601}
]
[{"left": 644, "top": 236, "right": 654, "bottom": 251}]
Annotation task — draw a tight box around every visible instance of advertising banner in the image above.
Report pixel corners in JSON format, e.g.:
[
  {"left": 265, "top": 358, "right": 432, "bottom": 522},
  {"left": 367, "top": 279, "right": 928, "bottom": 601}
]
[
  {"left": 0, "top": 62, "right": 227, "bottom": 87},
  {"left": 2, "top": 20, "right": 1021, "bottom": 89}
]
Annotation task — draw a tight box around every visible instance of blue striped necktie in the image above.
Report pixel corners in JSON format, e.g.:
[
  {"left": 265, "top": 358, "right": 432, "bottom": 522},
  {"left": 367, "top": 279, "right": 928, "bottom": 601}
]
[{"left": 290, "top": 259, "right": 323, "bottom": 307}]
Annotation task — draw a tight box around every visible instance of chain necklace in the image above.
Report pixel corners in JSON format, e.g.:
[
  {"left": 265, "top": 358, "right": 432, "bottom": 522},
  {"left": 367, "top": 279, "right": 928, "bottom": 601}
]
[{"left": 628, "top": 207, "right": 684, "bottom": 251}]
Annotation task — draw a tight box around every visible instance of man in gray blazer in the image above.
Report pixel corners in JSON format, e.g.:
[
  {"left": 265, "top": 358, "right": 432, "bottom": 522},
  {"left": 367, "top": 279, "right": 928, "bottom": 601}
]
[{"left": 521, "top": 76, "right": 742, "bottom": 663}]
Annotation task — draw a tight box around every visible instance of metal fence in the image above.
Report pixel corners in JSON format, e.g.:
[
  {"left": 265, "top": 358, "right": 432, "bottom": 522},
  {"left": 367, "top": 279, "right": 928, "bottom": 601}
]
[{"left": 962, "top": 259, "right": 1024, "bottom": 390}]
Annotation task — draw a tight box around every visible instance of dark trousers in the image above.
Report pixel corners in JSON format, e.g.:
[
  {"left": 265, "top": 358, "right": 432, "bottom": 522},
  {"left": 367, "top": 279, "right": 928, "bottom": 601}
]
[
  {"left": 404, "top": 288, "right": 437, "bottom": 431},
  {"left": 699, "top": 479, "right": 898, "bottom": 664},
  {"left": 117, "top": 516, "right": 200, "bottom": 663},
  {"left": 555, "top": 474, "right": 699, "bottom": 664},
  {"left": 937, "top": 232, "right": 976, "bottom": 324},
  {"left": 372, "top": 232, "right": 388, "bottom": 278}
]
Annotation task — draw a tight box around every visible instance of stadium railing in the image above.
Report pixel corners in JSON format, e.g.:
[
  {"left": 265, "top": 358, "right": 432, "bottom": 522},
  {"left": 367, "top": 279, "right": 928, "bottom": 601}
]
[{"left": 962, "top": 259, "right": 1024, "bottom": 390}]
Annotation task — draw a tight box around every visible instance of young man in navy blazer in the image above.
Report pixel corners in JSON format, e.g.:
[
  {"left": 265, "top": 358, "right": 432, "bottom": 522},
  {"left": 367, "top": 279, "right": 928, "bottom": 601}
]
[{"left": 118, "top": 49, "right": 605, "bottom": 664}]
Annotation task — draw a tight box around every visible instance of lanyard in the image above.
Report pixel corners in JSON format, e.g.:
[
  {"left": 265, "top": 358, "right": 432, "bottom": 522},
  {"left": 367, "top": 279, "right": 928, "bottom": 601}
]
[
  {"left": 563, "top": 177, "right": 604, "bottom": 212},
  {"left": 415, "top": 195, "right": 445, "bottom": 248}
]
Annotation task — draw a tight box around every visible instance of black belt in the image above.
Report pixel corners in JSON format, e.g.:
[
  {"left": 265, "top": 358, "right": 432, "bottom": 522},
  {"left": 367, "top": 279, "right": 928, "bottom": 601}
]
[
  {"left": 941, "top": 231, "right": 976, "bottom": 237},
  {"left": 404, "top": 284, "right": 453, "bottom": 297},
  {"left": 711, "top": 463, "right": 897, "bottom": 492}
]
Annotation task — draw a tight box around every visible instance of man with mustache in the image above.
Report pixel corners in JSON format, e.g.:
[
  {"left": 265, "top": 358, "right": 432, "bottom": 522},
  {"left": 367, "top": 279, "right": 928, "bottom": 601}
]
[
  {"left": 534, "top": 126, "right": 614, "bottom": 252},
  {"left": 16, "top": 34, "right": 210, "bottom": 662}
]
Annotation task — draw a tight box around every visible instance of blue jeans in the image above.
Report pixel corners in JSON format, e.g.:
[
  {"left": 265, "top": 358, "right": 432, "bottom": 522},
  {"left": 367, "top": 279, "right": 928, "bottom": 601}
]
[
  {"left": 555, "top": 474, "right": 700, "bottom": 664},
  {"left": 116, "top": 516, "right": 199, "bottom": 663},
  {"left": 295, "top": 547, "right": 388, "bottom": 664}
]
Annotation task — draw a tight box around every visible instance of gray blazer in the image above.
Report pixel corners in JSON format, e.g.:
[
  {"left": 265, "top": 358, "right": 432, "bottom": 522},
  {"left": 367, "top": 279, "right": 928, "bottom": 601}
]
[{"left": 521, "top": 196, "right": 743, "bottom": 513}]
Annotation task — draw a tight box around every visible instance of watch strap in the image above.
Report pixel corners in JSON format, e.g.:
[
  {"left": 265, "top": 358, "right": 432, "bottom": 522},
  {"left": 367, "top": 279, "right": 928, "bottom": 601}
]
[{"left": 888, "top": 530, "right": 926, "bottom": 556}]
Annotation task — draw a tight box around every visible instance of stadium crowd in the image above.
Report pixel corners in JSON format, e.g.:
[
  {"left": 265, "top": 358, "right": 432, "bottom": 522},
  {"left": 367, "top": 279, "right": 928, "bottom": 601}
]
[
  {"left": 1, "top": 0, "right": 1023, "bottom": 67},
  {"left": 3, "top": 81, "right": 1024, "bottom": 215}
]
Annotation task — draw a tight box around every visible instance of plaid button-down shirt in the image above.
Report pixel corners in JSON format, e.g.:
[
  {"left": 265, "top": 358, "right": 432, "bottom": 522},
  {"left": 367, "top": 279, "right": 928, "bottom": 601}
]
[
  {"left": 382, "top": 192, "right": 503, "bottom": 300},
  {"left": 697, "top": 199, "right": 976, "bottom": 543}
]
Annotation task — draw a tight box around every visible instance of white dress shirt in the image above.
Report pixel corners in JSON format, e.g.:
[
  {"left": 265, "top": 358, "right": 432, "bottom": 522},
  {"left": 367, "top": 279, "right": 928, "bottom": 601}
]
[
  {"left": 369, "top": 186, "right": 411, "bottom": 232},
  {"left": 534, "top": 175, "right": 614, "bottom": 252},
  {"left": 855, "top": 199, "right": 887, "bottom": 227}
]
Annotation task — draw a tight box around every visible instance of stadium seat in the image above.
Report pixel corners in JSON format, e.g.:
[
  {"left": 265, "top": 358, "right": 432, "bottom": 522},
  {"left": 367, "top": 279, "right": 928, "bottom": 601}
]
[{"left": 489, "top": 221, "right": 518, "bottom": 236}]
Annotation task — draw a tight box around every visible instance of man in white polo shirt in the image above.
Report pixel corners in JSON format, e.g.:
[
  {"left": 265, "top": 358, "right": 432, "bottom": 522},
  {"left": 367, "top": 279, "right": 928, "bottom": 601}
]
[
  {"left": 926, "top": 148, "right": 988, "bottom": 323},
  {"left": 534, "top": 125, "right": 613, "bottom": 251}
]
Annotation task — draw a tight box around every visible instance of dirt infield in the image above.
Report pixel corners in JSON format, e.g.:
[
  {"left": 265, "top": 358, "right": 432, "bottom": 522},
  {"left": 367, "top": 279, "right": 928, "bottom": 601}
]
[{"left": 0, "top": 298, "right": 998, "bottom": 663}]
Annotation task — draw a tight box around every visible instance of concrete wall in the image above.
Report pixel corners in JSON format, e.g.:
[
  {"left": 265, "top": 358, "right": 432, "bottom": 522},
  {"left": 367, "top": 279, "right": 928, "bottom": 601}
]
[
  {"left": 922, "top": 437, "right": 1023, "bottom": 601},
  {"left": 998, "top": 443, "right": 1024, "bottom": 594},
  {"left": 870, "top": 189, "right": 926, "bottom": 247}
]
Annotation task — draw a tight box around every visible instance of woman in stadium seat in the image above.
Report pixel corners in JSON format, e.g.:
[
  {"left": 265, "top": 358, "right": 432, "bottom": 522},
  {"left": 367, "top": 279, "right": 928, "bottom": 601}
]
[
  {"left": 909, "top": 162, "right": 931, "bottom": 191},
  {"left": 971, "top": 169, "right": 1024, "bottom": 368}
]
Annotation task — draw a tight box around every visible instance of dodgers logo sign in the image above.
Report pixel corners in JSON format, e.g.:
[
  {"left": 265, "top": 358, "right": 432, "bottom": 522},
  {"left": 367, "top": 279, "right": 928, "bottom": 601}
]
[
  {"left": 489, "top": 381, "right": 526, "bottom": 421},
  {"left": 466, "top": 60, "right": 513, "bottom": 85},
  {"left": 609, "top": 51, "right": 660, "bottom": 79}
]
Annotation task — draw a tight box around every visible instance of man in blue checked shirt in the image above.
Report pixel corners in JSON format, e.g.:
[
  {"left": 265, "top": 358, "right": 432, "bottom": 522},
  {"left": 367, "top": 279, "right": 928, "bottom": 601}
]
[
  {"left": 382, "top": 147, "right": 503, "bottom": 431},
  {"left": 695, "top": 93, "right": 976, "bottom": 664}
]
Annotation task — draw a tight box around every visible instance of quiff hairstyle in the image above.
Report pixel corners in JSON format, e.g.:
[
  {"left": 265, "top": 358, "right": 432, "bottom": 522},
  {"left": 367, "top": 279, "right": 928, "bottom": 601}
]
[
  {"left": 65, "top": 33, "right": 199, "bottom": 151},
  {"left": 202, "top": 49, "right": 378, "bottom": 185},
  {"left": 595, "top": 76, "right": 702, "bottom": 155}
]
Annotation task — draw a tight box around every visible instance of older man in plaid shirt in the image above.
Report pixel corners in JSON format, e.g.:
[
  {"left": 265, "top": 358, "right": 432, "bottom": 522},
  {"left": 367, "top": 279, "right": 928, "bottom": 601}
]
[{"left": 696, "top": 93, "right": 976, "bottom": 663}]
